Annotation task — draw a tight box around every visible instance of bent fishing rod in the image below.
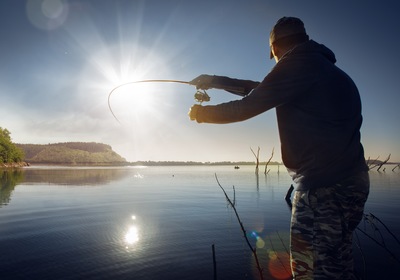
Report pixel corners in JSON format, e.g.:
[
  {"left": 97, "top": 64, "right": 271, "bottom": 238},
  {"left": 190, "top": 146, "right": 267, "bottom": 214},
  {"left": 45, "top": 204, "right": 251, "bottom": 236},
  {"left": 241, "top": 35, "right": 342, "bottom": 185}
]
[
  {"left": 108, "top": 80, "right": 245, "bottom": 122},
  {"left": 107, "top": 79, "right": 211, "bottom": 123}
]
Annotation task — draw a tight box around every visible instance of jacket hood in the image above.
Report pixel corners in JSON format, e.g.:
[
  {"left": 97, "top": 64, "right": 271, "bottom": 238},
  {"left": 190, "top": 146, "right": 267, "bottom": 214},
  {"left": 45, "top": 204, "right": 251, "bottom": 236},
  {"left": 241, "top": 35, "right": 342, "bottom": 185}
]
[{"left": 294, "top": 40, "right": 337, "bottom": 64}]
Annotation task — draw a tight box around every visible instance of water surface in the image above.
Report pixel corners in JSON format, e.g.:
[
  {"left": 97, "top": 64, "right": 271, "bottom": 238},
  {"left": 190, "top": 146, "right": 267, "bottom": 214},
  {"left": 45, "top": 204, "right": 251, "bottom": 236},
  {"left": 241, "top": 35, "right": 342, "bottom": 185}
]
[{"left": 0, "top": 166, "right": 399, "bottom": 279}]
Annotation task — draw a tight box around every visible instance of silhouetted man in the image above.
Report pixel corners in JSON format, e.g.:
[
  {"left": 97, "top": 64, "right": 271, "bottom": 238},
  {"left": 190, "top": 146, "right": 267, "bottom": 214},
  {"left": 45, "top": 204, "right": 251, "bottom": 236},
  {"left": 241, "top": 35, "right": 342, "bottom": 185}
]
[{"left": 189, "top": 17, "right": 369, "bottom": 279}]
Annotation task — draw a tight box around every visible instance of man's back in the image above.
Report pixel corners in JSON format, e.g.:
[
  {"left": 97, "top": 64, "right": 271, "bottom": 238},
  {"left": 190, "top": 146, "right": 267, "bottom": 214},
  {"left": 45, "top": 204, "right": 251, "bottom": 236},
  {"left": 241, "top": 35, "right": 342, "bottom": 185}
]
[{"left": 274, "top": 40, "right": 368, "bottom": 189}]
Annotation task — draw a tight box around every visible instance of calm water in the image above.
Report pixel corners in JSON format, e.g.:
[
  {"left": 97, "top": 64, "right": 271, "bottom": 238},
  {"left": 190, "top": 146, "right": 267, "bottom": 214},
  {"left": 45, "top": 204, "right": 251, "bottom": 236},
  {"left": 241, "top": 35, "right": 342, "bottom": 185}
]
[{"left": 0, "top": 165, "right": 399, "bottom": 280}]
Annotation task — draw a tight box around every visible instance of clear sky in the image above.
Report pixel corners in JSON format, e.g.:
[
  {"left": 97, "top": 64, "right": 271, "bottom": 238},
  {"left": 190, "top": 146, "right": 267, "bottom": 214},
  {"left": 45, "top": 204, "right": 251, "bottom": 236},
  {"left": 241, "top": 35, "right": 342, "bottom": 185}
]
[{"left": 1, "top": 0, "right": 399, "bottom": 163}]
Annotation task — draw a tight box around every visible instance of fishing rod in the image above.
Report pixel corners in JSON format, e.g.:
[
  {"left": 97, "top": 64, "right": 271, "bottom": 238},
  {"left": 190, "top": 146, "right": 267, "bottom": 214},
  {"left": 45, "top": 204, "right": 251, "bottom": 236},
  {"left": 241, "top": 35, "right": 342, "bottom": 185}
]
[{"left": 107, "top": 79, "right": 210, "bottom": 123}]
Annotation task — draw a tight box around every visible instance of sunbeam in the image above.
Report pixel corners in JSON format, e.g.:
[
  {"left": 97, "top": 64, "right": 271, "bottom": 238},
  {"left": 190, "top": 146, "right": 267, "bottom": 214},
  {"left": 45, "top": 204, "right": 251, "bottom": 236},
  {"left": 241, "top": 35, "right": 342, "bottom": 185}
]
[{"left": 57, "top": 1, "right": 175, "bottom": 123}]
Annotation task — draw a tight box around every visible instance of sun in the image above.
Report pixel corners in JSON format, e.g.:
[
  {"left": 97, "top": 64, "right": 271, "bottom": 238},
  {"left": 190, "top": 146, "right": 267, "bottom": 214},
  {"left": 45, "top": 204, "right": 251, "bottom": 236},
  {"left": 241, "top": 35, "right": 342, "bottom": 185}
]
[
  {"left": 82, "top": 41, "right": 169, "bottom": 123},
  {"left": 108, "top": 81, "right": 159, "bottom": 119}
]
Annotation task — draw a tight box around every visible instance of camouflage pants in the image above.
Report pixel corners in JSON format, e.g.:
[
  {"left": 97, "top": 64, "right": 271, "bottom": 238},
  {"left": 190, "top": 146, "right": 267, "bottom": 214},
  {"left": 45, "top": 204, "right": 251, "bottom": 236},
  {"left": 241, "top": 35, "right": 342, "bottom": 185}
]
[{"left": 290, "top": 171, "right": 369, "bottom": 280}]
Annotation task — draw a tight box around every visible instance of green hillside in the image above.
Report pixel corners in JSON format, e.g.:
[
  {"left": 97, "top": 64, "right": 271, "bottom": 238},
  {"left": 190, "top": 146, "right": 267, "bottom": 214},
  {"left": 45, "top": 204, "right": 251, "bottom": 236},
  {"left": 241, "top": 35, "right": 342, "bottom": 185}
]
[
  {"left": 0, "top": 127, "right": 24, "bottom": 165},
  {"left": 17, "top": 142, "right": 127, "bottom": 165}
]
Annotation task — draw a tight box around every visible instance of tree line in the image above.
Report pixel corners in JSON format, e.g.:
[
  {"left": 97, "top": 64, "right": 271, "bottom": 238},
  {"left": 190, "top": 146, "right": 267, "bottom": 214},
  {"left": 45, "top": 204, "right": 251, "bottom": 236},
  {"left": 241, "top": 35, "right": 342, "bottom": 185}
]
[{"left": 0, "top": 127, "right": 24, "bottom": 164}]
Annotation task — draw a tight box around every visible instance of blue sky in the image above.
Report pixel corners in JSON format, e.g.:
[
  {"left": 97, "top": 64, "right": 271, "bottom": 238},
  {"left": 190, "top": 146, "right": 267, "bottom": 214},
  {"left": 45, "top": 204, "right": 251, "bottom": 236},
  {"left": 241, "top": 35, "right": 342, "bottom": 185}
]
[{"left": 1, "top": 0, "right": 399, "bottom": 162}]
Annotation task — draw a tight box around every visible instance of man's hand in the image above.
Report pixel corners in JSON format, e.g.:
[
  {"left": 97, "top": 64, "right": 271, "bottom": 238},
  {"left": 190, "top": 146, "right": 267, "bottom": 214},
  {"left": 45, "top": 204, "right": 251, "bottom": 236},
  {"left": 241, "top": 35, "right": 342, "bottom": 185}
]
[
  {"left": 189, "top": 74, "right": 214, "bottom": 90},
  {"left": 188, "top": 104, "right": 201, "bottom": 121}
]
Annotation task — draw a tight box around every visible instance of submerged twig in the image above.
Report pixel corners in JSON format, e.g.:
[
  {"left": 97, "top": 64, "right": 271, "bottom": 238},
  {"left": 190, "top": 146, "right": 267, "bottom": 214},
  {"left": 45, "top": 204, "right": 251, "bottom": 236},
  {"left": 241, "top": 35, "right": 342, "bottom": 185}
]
[
  {"left": 233, "top": 185, "right": 236, "bottom": 207},
  {"left": 212, "top": 244, "right": 217, "bottom": 280},
  {"left": 368, "top": 154, "right": 391, "bottom": 171},
  {"left": 367, "top": 213, "right": 400, "bottom": 246},
  {"left": 215, "top": 174, "right": 264, "bottom": 280},
  {"left": 268, "top": 235, "right": 291, "bottom": 276},
  {"left": 356, "top": 213, "right": 400, "bottom": 264},
  {"left": 276, "top": 231, "right": 290, "bottom": 257},
  {"left": 264, "top": 147, "right": 274, "bottom": 175},
  {"left": 364, "top": 215, "right": 385, "bottom": 246},
  {"left": 250, "top": 147, "right": 260, "bottom": 174},
  {"left": 356, "top": 227, "right": 400, "bottom": 264},
  {"left": 377, "top": 154, "right": 391, "bottom": 172},
  {"left": 354, "top": 230, "right": 367, "bottom": 279}
]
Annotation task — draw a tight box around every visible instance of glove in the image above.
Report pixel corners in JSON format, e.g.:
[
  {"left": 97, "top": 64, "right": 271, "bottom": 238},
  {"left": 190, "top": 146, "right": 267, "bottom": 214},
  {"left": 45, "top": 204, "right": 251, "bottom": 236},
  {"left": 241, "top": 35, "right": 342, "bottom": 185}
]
[
  {"left": 188, "top": 104, "right": 202, "bottom": 122},
  {"left": 189, "top": 74, "right": 214, "bottom": 90}
]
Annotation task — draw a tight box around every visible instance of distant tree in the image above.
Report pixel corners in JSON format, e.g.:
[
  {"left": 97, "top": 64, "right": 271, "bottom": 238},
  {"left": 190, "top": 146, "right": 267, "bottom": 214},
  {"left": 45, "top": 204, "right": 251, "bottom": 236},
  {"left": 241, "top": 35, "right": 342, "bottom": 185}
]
[{"left": 0, "top": 127, "right": 24, "bottom": 163}]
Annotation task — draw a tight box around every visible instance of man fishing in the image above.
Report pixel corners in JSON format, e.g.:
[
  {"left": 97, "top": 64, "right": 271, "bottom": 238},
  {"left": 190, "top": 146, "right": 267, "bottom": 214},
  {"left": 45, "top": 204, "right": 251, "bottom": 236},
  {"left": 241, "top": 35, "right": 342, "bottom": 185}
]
[{"left": 188, "top": 17, "right": 369, "bottom": 279}]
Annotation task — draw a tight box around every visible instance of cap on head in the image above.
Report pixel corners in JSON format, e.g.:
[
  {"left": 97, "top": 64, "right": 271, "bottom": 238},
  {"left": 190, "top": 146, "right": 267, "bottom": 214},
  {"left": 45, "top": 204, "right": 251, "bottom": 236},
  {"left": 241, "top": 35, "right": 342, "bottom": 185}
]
[{"left": 269, "top": 17, "right": 307, "bottom": 59}]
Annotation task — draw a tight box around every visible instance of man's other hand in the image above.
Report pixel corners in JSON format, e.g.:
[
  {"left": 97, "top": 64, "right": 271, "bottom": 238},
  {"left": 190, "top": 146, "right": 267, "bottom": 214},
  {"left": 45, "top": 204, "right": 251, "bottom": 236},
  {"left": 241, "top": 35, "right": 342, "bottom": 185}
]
[
  {"left": 188, "top": 104, "right": 201, "bottom": 121},
  {"left": 189, "top": 74, "right": 214, "bottom": 90}
]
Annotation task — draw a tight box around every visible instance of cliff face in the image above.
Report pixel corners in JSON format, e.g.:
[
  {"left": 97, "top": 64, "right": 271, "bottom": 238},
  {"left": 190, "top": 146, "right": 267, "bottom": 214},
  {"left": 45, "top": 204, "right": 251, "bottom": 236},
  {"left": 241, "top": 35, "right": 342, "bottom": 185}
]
[{"left": 16, "top": 142, "right": 127, "bottom": 165}]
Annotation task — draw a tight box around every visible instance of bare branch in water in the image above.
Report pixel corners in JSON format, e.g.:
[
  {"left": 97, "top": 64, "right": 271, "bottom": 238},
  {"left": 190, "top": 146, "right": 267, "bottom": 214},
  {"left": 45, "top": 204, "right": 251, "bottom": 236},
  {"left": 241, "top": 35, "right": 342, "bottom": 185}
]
[
  {"left": 366, "top": 156, "right": 380, "bottom": 170},
  {"left": 215, "top": 174, "right": 264, "bottom": 280},
  {"left": 212, "top": 244, "right": 217, "bottom": 280},
  {"left": 367, "top": 154, "right": 392, "bottom": 171},
  {"left": 250, "top": 147, "right": 260, "bottom": 174},
  {"left": 264, "top": 147, "right": 274, "bottom": 175},
  {"left": 367, "top": 213, "right": 400, "bottom": 246},
  {"left": 377, "top": 154, "right": 391, "bottom": 172},
  {"left": 268, "top": 235, "right": 291, "bottom": 276},
  {"left": 356, "top": 213, "right": 400, "bottom": 264},
  {"left": 276, "top": 231, "right": 290, "bottom": 257}
]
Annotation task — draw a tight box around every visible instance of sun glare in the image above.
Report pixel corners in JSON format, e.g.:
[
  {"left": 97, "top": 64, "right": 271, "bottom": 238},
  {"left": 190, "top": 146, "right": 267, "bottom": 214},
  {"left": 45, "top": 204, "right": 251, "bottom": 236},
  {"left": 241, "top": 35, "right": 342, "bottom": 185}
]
[
  {"left": 81, "top": 41, "right": 170, "bottom": 122},
  {"left": 125, "top": 225, "right": 139, "bottom": 244},
  {"left": 59, "top": 3, "right": 174, "bottom": 124},
  {"left": 111, "top": 81, "right": 157, "bottom": 115},
  {"left": 124, "top": 215, "right": 141, "bottom": 250}
]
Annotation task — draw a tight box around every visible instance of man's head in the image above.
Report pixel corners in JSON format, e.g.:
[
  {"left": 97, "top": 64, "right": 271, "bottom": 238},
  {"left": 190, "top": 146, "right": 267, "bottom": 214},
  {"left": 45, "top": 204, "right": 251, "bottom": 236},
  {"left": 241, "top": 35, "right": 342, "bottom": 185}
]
[{"left": 269, "top": 17, "right": 309, "bottom": 62}]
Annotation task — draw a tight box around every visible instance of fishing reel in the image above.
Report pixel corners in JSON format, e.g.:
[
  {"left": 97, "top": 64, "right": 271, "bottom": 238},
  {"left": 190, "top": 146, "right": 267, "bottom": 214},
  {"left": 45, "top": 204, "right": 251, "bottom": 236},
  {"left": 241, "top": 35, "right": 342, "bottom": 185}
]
[{"left": 194, "top": 89, "right": 210, "bottom": 104}]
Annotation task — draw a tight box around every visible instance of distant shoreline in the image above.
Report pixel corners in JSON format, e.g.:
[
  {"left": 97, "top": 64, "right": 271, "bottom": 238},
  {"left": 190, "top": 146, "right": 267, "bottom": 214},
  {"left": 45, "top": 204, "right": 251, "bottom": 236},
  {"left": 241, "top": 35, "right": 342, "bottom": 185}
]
[
  {"left": 125, "top": 161, "right": 282, "bottom": 166},
  {"left": 3, "top": 161, "right": 282, "bottom": 168},
  {"left": 3, "top": 161, "right": 399, "bottom": 169}
]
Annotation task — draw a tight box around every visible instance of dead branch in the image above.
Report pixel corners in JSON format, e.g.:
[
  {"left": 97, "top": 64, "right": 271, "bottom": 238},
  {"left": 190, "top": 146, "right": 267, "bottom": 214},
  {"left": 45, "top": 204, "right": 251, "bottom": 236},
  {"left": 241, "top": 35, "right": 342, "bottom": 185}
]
[
  {"left": 356, "top": 227, "right": 400, "bottom": 264},
  {"left": 367, "top": 154, "right": 391, "bottom": 171},
  {"left": 212, "top": 244, "right": 217, "bottom": 280},
  {"left": 268, "top": 235, "right": 291, "bottom": 276},
  {"left": 276, "top": 231, "right": 290, "bottom": 257},
  {"left": 264, "top": 147, "right": 274, "bottom": 175},
  {"left": 356, "top": 213, "right": 400, "bottom": 265},
  {"left": 250, "top": 147, "right": 260, "bottom": 174},
  {"left": 215, "top": 174, "right": 264, "bottom": 280},
  {"left": 377, "top": 154, "right": 391, "bottom": 172},
  {"left": 366, "top": 156, "right": 380, "bottom": 170},
  {"left": 367, "top": 213, "right": 400, "bottom": 246}
]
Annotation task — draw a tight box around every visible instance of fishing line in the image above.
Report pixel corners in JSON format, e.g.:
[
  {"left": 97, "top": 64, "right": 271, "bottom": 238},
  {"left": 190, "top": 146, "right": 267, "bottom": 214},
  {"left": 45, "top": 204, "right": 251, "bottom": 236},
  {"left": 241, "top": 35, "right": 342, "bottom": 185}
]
[{"left": 107, "top": 79, "right": 209, "bottom": 123}]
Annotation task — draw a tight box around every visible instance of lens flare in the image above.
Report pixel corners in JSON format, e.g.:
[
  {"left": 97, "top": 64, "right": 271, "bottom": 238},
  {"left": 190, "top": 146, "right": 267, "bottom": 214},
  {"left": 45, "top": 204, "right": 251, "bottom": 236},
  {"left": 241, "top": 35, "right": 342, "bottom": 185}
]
[
  {"left": 26, "top": 0, "right": 69, "bottom": 30},
  {"left": 268, "top": 251, "right": 292, "bottom": 280}
]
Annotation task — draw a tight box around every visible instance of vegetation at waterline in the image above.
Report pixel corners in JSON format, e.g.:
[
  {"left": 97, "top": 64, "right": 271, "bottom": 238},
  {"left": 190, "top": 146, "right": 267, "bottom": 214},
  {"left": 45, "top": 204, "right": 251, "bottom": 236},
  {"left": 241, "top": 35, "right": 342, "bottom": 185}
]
[
  {"left": 17, "top": 142, "right": 126, "bottom": 165},
  {"left": 0, "top": 127, "right": 24, "bottom": 165},
  {"left": 0, "top": 169, "right": 24, "bottom": 207}
]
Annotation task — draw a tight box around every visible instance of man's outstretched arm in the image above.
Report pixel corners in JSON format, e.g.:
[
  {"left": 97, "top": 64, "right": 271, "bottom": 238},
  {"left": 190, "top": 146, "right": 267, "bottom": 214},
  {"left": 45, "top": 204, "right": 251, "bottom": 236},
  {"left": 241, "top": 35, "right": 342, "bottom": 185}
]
[{"left": 189, "top": 74, "right": 260, "bottom": 96}]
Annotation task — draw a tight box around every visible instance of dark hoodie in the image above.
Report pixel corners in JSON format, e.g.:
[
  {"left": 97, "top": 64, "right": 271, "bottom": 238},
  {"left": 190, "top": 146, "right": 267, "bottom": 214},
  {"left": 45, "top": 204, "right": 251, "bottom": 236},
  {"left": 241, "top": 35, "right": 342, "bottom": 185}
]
[{"left": 195, "top": 40, "right": 368, "bottom": 190}]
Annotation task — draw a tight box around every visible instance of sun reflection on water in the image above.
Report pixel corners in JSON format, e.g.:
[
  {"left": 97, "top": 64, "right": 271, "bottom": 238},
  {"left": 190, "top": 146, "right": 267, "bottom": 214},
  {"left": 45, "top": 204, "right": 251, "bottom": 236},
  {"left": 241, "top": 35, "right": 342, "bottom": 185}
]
[
  {"left": 124, "top": 215, "right": 140, "bottom": 249},
  {"left": 125, "top": 226, "right": 139, "bottom": 244}
]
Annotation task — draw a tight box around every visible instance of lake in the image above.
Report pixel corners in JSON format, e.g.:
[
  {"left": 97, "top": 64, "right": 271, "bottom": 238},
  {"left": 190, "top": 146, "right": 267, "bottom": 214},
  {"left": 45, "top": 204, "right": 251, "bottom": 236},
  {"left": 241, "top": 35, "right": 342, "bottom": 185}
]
[{"left": 1, "top": 165, "right": 399, "bottom": 279}]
